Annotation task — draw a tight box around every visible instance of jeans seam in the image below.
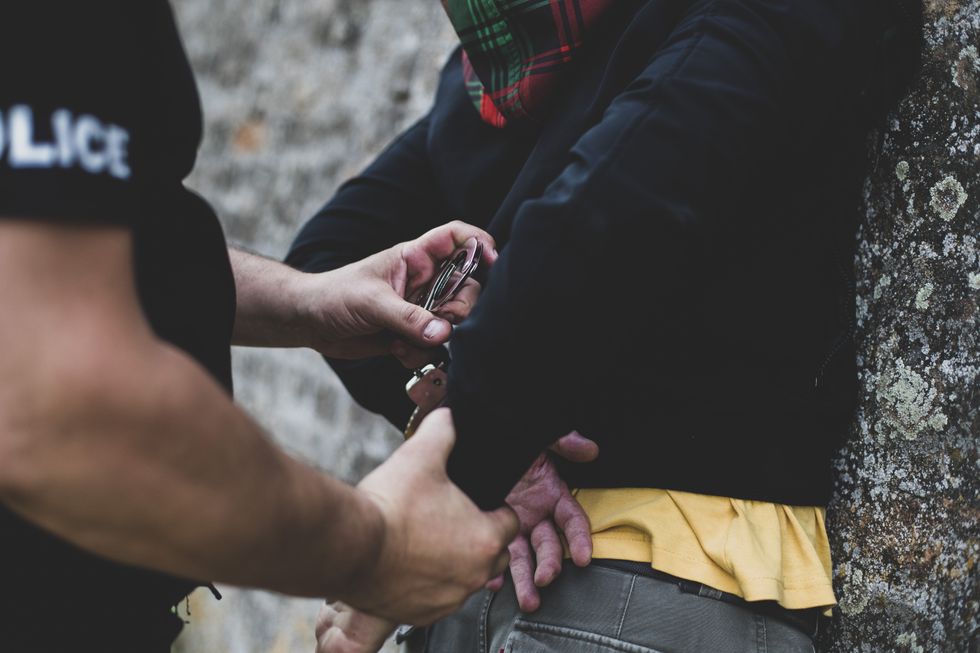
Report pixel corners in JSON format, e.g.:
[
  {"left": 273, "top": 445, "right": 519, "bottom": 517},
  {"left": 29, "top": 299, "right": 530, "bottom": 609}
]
[
  {"left": 617, "top": 574, "right": 637, "bottom": 639},
  {"left": 479, "top": 591, "right": 494, "bottom": 653},
  {"left": 513, "top": 620, "right": 663, "bottom": 653},
  {"left": 756, "top": 614, "right": 768, "bottom": 653}
]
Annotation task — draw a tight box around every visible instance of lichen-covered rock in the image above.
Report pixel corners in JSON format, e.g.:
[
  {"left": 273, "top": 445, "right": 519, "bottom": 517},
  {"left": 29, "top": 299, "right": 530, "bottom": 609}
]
[{"left": 823, "top": 2, "right": 980, "bottom": 650}]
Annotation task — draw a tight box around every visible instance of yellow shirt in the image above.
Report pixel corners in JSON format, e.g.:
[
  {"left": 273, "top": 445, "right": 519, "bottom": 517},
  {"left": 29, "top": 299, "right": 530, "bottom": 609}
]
[{"left": 574, "top": 488, "right": 836, "bottom": 613}]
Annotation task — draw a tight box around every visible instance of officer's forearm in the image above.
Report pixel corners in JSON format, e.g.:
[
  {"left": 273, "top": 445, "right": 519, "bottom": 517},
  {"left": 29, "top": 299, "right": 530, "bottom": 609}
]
[
  {"left": 0, "top": 333, "right": 383, "bottom": 599},
  {"left": 229, "top": 247, "right": 320, "bottom": 349}
]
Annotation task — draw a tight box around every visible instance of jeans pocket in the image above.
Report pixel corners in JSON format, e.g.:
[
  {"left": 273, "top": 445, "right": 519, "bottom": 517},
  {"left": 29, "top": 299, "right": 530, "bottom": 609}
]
[{"left": 505, "top": 620, "right": 666, "bottom": 653}]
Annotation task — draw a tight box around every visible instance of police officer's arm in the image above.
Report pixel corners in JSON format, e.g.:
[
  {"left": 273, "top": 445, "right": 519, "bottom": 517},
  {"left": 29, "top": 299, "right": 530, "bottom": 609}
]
[
  {"left": 285, "top": 116, "right": 455, "bottom": 427},
  {"left": 0, "top": 219, "right": 514, "bottom": 624},
  {"left": 228, "top": 221, "right": 495, "bottom": 368}
]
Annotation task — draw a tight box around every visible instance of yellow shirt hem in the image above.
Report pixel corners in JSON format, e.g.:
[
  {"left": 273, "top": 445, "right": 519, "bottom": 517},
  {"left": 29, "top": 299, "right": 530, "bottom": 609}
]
[{"left": 574, "top": 488, "right": 836, "bottom": 616}]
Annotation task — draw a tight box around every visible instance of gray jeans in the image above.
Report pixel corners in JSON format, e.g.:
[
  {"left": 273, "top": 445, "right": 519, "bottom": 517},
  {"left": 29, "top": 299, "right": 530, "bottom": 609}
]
[{"left": 408, "top": 563, "right": 817, "bottom": 653}]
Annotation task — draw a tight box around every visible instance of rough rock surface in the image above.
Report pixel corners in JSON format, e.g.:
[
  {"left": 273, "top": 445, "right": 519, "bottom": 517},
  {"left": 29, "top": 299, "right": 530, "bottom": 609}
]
[
  {"left": 167, "top": 0, "right": 978, "bottom": 650},
  {"left": 822, "top": 2, "right": 980, "bottom": 651},
  {"left": 169, "top": 1, "right": 455, "bottom": 651}
]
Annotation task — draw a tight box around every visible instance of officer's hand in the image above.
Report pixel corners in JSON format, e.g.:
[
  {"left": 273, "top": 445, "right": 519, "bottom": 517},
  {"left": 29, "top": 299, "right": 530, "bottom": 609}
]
[
  {"left": 343, "top": 408, "right": 517, "bottom": 625},
  {"left": 314, "top": 601, "right": 394, "bottom": 653},
  {"left": 487, "top": 432, "right": 598, "bottom": 612},
  {"left": 300, "top": 221, "right": 496, "bottom": 365}
]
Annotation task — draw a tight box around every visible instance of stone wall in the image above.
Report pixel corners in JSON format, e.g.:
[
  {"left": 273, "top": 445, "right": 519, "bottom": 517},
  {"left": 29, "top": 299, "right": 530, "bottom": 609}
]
[{"left": 169, "top": 1, "right": 455, "bottom": 651}]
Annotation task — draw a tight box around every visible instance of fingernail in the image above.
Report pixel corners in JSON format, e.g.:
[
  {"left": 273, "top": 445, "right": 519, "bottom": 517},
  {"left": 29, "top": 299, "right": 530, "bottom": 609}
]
[{"left": 423, "top": 319, "right": 446, "bottom": 340}]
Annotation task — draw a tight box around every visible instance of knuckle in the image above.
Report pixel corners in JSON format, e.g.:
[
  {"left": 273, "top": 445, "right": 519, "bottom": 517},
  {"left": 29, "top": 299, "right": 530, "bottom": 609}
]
[
  {"left": 476, "top": 539, "right": 498, "bottom": 562},
  {"left": 486, "top": 526, "right": 509, "bottom": 551},
  {"left": 402, "top": 304, "right": 425, "bottom": 327},
  {"left": 315, "top": 611, "right": 332, "bottom": 639}
]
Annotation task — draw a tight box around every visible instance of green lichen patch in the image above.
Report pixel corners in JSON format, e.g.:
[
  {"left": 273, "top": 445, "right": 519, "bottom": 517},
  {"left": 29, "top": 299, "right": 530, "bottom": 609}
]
[
  {"left": 929, "top": 175, "right": 968, "bottom": 221},
  {"left": 895, "top": 631, "right": 926, "bottom": 653},
  {"left": 952, "top": 45, "right": 980, "bottom": 93},
  {"left": 873, "top": 273, "right": 893, "bottom": 300},
  {"left": 896, "top": 160, "right": 910, "bottom": 181},
  {"left": 915, "top": 282, "right": 935, "bottom": 310},
  {"left": 875, "top": 358, "right": 947, "bottom": 441}
]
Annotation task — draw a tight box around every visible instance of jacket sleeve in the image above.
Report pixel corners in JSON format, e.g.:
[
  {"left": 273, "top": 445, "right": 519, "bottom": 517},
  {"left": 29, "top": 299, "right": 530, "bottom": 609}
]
[
  {"left": 445, "top": 0, "right": 874, "bottom": 508},
  {"left": 286, "top": 116, "right": 451, "bottom": 428}
]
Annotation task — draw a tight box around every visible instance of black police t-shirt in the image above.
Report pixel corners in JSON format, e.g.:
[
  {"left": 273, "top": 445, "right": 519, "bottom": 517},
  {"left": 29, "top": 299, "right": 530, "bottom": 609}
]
[{"left": 0, "top": 2, "right": 236, "bottom": 645}]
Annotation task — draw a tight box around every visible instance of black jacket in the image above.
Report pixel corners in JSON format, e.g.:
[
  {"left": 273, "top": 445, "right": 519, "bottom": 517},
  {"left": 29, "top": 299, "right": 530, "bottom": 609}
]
[{"left": 288, "top": 0, "right": 920, "bottom": 509}]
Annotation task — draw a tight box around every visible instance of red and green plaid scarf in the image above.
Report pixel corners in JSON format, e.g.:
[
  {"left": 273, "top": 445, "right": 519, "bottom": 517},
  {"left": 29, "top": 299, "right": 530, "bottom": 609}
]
[{"left": 442, "top": 0, "right": 614, "bottom": 128}]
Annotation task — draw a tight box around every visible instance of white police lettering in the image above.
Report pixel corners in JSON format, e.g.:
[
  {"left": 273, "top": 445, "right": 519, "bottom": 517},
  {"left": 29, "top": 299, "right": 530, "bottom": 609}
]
[
  {"left": 106, "top": 124, "right": 130, "bottom": 179},
  {"left": 10, "top": 106, "right": 57, "bottom": 167},
  {"left": 74, "top": 115, "right": 108, "bottom": 174},
  {"left": 52, "top": 109, "right": 75, "bottom": 167},
  {"left": 0, "top": 105, "right": 131, "bottom": 180}
]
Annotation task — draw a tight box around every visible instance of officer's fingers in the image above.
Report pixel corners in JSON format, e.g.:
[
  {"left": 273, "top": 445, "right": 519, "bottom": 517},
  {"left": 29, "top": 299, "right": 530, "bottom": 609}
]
[
  {"left": 315, "top": 602, "right": 340, "bottom": 641},
  {"left": 372, "top": 292, "right": 451, "bottom": 348},
  {"left": 555, "top": 492, "right": 593, "bottom": 567},
  {"left": 508, "top": 536, "right": 540, "bottom": 613},
  {"left": 332, "top": 610, "right": 396, "bottom": 653},
  {"left": 491, "top": 549, "right": 511, "bottom": 579},
  {"left": 488, "top": 505, "right": 520, "bottom": 544},
  {"left": 404, "top": 407, "right": 456, "bottom": 468},
  {"left": 389, "top": 339, "right": 438, "bottom": 369},
  {"left": 486, "top": 573, "right": 505, "bottom": 592},
  {"left": 435, "top": 278, "right": 482, "bottom": 324},
  {"left": 316, "top": 627, "right": 362, "bottom": 653},
  {"left": 530, "top": 520, "right": 563, "bottom": 588},
  {"left": 406, "top": 222, "right": 497, "bottom": 271}
]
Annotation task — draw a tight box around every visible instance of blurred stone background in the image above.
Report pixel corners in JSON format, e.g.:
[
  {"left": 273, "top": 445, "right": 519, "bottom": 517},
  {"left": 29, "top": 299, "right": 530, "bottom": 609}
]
[
  {"left": 167, "top": 0, "right": 978, "bottom": 651},
  {"left": 169, "top": 1, "right": 455, "bottom": 651}
]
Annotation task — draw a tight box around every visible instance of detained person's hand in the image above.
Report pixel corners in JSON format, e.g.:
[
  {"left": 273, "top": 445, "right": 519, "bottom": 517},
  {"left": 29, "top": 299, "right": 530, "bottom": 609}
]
[
  {"left": 298, "top": 221, "right": 496, "bottom": 365},
  {"left": 489, "top": 432, "right": 599, "bottom": 612},
  {"left": 343, "top": 408, "right": 518, "bottom": 625}
]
